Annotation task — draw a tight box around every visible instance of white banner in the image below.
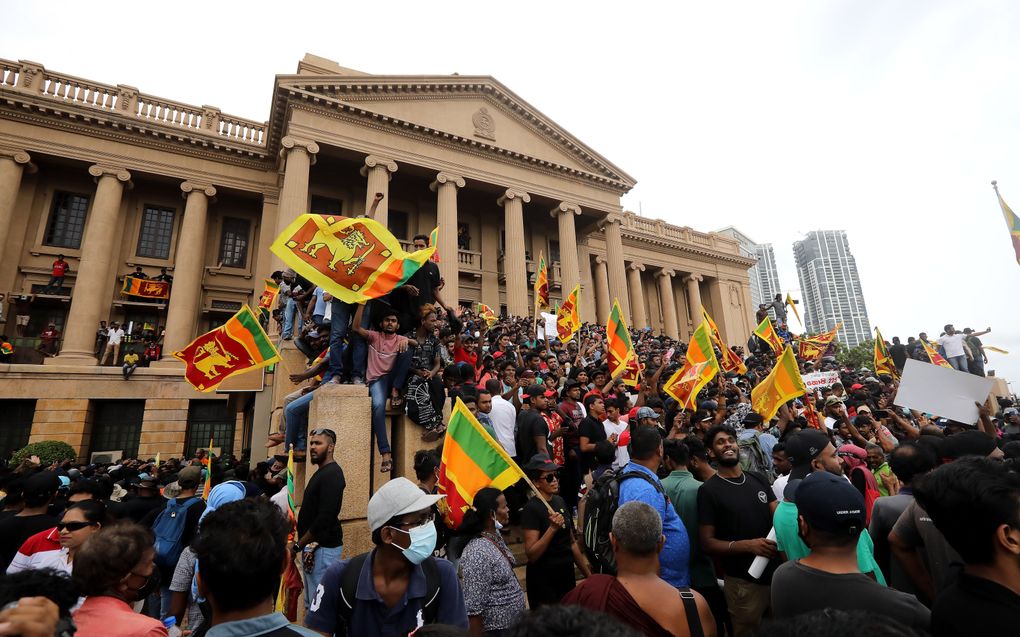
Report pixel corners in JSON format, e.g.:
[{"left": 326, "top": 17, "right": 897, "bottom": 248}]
[
  {"left": 802, "top": 370, "right": 841, "bottom": 391},
  {"left": 894, "top": 358, "right": 994, "bottom": 424}
]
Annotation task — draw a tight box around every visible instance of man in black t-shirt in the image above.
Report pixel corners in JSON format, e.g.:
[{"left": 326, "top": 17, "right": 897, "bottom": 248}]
[
  {"left": 577, "top": 394, "right": 608, "bottom": 471},
  {"left": 514, "top": 385, "right": 549, "bottom": 464},
  {"left": 0, "top": 472, "right": 59, "bottom": 570},
  {"left": 294, "top": 428, "right": 345, "bottom": 612},
  {"left": 697, "top": 425, "right": 778, "bottom": 637},
  {"left": 889, "top": 336, "right": 908, "bottom": 372},
  {"left": 389, "top": 234, "right": 450, "bottom": 332}
]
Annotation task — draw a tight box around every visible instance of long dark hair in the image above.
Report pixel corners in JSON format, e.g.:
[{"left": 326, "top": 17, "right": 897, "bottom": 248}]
[{"left": 456, "top": 487, "right": 502, "bottom": 540}]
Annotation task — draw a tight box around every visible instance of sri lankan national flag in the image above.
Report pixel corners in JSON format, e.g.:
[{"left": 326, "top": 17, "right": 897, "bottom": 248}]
[
  {"left": 557, "top": 284, "right": 581, "bottom": 343},
  {"left": 754, "top": 316, "right": 785, "bottom": 356},
  {"left": 173, "top": 305, "right": 280, "bottom": 392},
  {"left": 702, "top": 309, "right": 746, "bottom": 375},
  {"left": 438, "top": 399, "right": 526, "bottom": 528},
  {"left": 257, "top": 278, "right": 280, "bottom": 319},
  {"left": 922, "top": 340, "right": 953, "bottom": 369},
  {"left": 994, "top": 182, "right": 1020, "bottom": 265},
  {"left": 751, "top": 345, "right": 807, "bottom": 421},
  {"left": 122, "top": 276, "right": 170, "bottom": 300},
  {"left": 607, "top": 299, "right": 636, "bottom": 383},
  {"left": 873, "top": 327, "right": 898, "bottom": 378},
  {"left": 802, "top": 394, "right": 823, "bottom": 430},
  {"left": 428, "top": 226, "right": 440, "bottom": 264},
  {"left": 797, "top": 324, "right": 841, "bottom": 362},
  {"left": 664, "top": 361, "right": 713, "bottom": 409},
  {"left": 201, "top": 438, "right": 213, "bottom": 501},
  {"left": 687, "top": 320, "right": 721, "bottom": 375},
  {"left": 275, "top": 445, "right": 302, "bottom": 618},
  {"left": 271, "top": 214, "right": 435, "bottom": 305},
  {"left": 475, "top": 302, "right": 497, "bottom": 327},
  {"left": 534, "top": 251, "right": 549, "bottom": 310}
]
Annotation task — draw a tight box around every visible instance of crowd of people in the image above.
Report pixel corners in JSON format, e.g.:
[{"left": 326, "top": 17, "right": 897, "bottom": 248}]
[{"left": 2, "top": 229, "right": 1020, "bottom": 636}]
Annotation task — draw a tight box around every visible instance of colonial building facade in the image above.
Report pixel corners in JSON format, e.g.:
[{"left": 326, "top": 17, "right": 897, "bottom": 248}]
[{"left": 0, "top": 54, "right": 756, "bottom": 464}]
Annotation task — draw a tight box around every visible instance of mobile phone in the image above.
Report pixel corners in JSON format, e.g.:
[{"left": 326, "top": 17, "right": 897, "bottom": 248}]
[
  {"left": 874, "top": 409, "right": 888, "bottom": 419},
  {"left": 665, "top": 347, "right": 675, "bottom": 361}
]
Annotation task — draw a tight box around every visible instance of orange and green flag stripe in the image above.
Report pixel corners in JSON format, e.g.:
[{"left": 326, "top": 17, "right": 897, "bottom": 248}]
[
  {"left": 753, "top": 316, "right": 784, "bottom": 355},
  {"left": 534, "top": 252, "right": 549, "bottom": 309},
  {"left": 922, "top": 341, "right": 953, "bottom": 369},
  {"left": 437, "top": 399, "right": 525, "bottom": 528},
  {"left": 751, "top": 345, "right": 807, "bottom": 421},
  {"left": 873, "top": 327, "right": 898, "bottom": 378},
  {"left": 429, "top": 226, "right": 440, "bottom": 263},
  {"left": 224, "top": 306, "right": 279, "bottom": 364},
  {"left": 702, "top": 309, "right": 746, "bottom": 374},
  {"left": 607, "top": 299, "right": 635, "bottom": 379},
  {"left": 687, "top": 320, "right": 721, "bottom": 374}
]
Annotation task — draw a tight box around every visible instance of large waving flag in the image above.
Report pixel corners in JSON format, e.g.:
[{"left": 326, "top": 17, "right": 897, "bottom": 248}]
[
  {"left": 428, "top": 226, "right": 441, "bottom": 264},
  {"left": 753, "top": 316, "right": 785, "bottom": 356},
  {"left": 256, "top": 278, "right": 280, "bottom": 320},
  {"left": 785, "top": 293, "right": 802, "bottom": 326},
  {"left": 557, "top": 284, "right": 581, "bottom": 343},
  {"left": 873, "top": 328, "right": 898, "bottom": 378},
  {"left": 438, "top": 399, "right": 526, "bottom": 528},
  {"left": 534, "top": 251, "right": 549, "bottom": 310},
  {"left": 664, "top": 361, "right": 713, "bottom": 409},
  {"left": 272, "top": 214, "right": 435, "bottom": 305},
  {"left": 122, "top": 276, "right": 170, "bottom": 300},
  {"left": 275, "top": 445, "right": 302, "bottom": 618},
  {"left": 702, "top": 309, "right": 747, "bottom": 375},
  {"left": 922, "top": 340, "right": 953, "bottom": 369},
  {"left": 475, "top": 302, "right": 497, "bottom": 327},
  {"left": 751, "top": 345, "right": 807, "bottom": 421},
  {"left": 172, "top": 305, "right": 280, "bottom": 392},
  {"left": 687, "top": 320, "right": 721, "bottom": 374},
  {"left": 607, "top": 299, "right": 637, "bottom": 382},
  {"left": 993, "top": 181, "right": 1020, "bottom": 265}
]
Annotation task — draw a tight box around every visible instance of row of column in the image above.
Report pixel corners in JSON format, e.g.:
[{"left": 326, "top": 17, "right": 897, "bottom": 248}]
[{"left": 272, "top": 137, "right": 586, "bottom": 319}]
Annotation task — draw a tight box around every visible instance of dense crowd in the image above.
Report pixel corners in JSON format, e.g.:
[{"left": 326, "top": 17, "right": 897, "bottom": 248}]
[{"left": 1, "top": 241, "right": 1019, "bottom": 637}]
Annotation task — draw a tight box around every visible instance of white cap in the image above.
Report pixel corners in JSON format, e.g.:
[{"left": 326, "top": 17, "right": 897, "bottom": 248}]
[{"left": 367, "top": 477, "right": 444, "bottom": 532}]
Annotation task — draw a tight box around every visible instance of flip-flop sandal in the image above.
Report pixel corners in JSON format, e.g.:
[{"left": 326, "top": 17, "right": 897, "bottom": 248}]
[
  {"left": 380, "top": 457, "right": 393, "bottom": 473},
  {"left": 390, "top": 395, "right": 405, "bottom": 408}
]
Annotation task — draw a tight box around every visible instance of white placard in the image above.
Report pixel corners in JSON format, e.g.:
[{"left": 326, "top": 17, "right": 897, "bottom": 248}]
[
  {"left": 893, "top": 358, "right": 994, "bottom": 424},
  {"left": 540, "top": 312, "right": 557, "bottom": 341},
  {"left": 802, "top": 371, "right": 841, "bottom": 391}
]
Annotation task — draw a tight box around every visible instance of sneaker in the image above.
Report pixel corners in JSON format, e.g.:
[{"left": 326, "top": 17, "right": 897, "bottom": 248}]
[{"left": 350, "top": 376, "right": 365, "bottom": 385}]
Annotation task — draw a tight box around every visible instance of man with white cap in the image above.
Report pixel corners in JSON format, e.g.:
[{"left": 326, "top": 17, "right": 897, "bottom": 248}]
[{"left": 304, "top": 477, "right": 467, "bottom": 636}]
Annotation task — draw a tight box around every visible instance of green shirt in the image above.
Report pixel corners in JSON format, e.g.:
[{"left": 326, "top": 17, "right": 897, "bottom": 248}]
[
  {"left": 773, "top": 498, "right": 887, "bottom": 585},
  {"left": 661, "top": 469, "right": 716, "bottom": 587},
  {"left": 873, "top": 463, "right": 894, "bottom": 497}
]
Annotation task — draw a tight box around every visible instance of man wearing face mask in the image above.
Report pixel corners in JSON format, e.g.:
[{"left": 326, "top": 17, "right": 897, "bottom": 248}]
[{"left": 304, "top": 477, "right": 467, "bottom": 636}]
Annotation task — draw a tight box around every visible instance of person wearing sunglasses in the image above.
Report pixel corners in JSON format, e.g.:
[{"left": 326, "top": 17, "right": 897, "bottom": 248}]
[
  {"left": 521, "top": 454, "right": 591, "bottom": 609},
  {"left": 7, "top": 500, "right": 108, "bottom": 576}
]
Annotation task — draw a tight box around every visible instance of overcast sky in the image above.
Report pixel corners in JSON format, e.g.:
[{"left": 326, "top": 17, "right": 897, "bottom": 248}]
[{"left": 5, "top": 0, "right": 1020, "bottom": 388}]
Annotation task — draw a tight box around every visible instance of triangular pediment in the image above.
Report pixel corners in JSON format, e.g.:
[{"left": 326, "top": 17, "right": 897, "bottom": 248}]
[{"left": 271, "top": 75, "right": 635, "bottom": 191}]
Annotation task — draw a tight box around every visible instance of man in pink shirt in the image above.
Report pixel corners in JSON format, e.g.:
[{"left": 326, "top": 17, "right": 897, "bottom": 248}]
[{"left": 353, "top": 303, "right": 417, "bottom": 475}]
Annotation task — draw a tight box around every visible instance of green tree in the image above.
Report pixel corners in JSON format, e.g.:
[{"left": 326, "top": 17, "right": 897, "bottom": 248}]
[{"left": 837, "top": 339, "right": 874, "bottom": 370}]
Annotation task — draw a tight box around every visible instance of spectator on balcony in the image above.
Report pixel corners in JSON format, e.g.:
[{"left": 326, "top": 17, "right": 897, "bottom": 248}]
[
  {"left": 457, "top": 224, "right": 471, "bottom": 250},
  {"left": 122, "top": 351, "right": 140, "bottom": 380},
  {"left": 36, "top": 322, "right": 60, "bottom": 358},
  {"left": 93, "top": 321, "right": 108, "bottom": 357},
  {"left": 99, "top": 322, "right": 124, "bottom": 366},
  {"left": 40, "top": 254, "right": 70, "bottom": 295},
  {"left": 124, "top": 265, "right": 147, "bottom": 281},
  {"left": 142, "top": 340, "right": 161, "bottom": 366},
  {"left": 153, "top": 267, "right": 173, "bottom": 285},
  {"left": 13, "top": 295, "right": 31, "bottom": 337}
]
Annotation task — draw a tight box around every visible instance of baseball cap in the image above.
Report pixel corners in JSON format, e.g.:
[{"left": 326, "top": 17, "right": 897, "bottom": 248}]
[
  {"left": 1002, "top": 407, "right": 1018, "bottom": 417},
  {"left": 785, "top": 429, "right": 832, "bottom": 480},
  {"left": 824, "top": 396, "right": 843, "bottom": 407},
  {"left": 138, "top": 475, "right": 158, "bottom": 488},
  {"left": 796, "top": 471, "right": 865, "bottom": 536},
  {"left": 24, "top": 471, "right": 60, "bottom": 498},
  {"left": 367, "top": 477, "right": 444, "bottom": 533},
  {"left": 523, "top": 454, "right": 560, "bottom": 473},
  {"left": 864, "top": 377, "right": 880, "bottom": 384},
  {"left": 855, "top": 405, "right": 872, "bottom": 414},
  {"left": 850, "top": 383, "right": 864, "bottom": 391},
  {"left": 636, "top": 406, "right": 657, "bottom": 420},
  {"left": 542, "top": 389, "right": 558, "bottom": 399},
  {"left": 523, "top": 384, "right": 545, "bottom": 399},
  {"left": 743, "top": 412, "right": 764, "bottom": 427},
  {"left": 178, "top": 465, "right": 203, "bottom": 485}
]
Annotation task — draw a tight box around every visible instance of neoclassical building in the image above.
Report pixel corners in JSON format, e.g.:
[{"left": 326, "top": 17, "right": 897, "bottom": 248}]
[{"left": 0, "top": 54, "right": 756, "bottom": 465}]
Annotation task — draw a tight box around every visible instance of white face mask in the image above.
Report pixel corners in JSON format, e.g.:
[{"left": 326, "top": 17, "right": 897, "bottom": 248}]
[{"left": 493, "top": 514, "right": 504, "bottom": 531}]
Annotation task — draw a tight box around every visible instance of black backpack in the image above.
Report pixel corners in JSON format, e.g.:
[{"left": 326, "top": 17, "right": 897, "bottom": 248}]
[
  {"left": 336, "top": 552, "right": 441, "bottom": 635},
  {"left": 582, "top": 468, "right": 665, "bottom": 575}
]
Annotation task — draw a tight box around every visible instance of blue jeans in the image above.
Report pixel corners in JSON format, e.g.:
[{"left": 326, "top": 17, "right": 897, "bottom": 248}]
[
  {"left": 282, "top": 297, "right": 298, "bottom": 338},
  {"left": 40, "top": 276, "right": 64, "bottom": 294},
  {"left": 368, "top": 377, "right": 392, "bottom": 454},
  {"left": 969, "top": 357, "right": 986, "bottom": 376},
  {"left": 304, "top": 544, "right": 343, "bottom": 611},
  {"left": 948, "top": 355, "right": 968, "bottom": 372},
  {"left": 284, "top": 391, "right": 315, "bottom": 452},
  {"left": 323, "top": 299, "right": 367, "bottom": 382}
]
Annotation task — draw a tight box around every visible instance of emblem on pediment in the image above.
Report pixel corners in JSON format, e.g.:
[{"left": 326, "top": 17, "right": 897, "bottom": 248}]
[{"left": 472, "top": 107, "right": 496, "bottom": 141}]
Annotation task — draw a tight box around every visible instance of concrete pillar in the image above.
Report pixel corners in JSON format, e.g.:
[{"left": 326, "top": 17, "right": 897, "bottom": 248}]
[
  {"left": 160, "top": 182, "right": 216, "bottom": 361},
  {"left": 480, "top": 217, "right": 501, "bottom": 312},
  {"left": 498, "top": 189, "right": 530, "bottom": 317},
  {"left": 0, "top": 149, "right": 34, "bottom": 268},
  {"left": 684, "top": 273, "right": 704, "bottom": 330},
  {"left": 577, "top": 245, "right": 596, "bottom": 324},
  {"left": 657, "top": 269, "right": 679, "bottom": 339},
  {"left": 627, "top": 263, "right": 647, "bottom": 327},
  {"left": 53, "top": 165, "right": 132, "bottom": 364},
  {"left": 552, "top": 202, "right": 582, "bottom": 295},
  {"left": 593, "top": 255, "right": 611, "bottom": 322},
  {"left": 275, "top": 137, "right": 318, "bottom": 236},
  {"left": 430, "top": 172, "right": 465, "bottom": 302},
  {"left": 361, "top": 155, "right": 398, "bottom": 227},
  {"left": 603, "top": 217, "right": 630, "bottom": 321}
]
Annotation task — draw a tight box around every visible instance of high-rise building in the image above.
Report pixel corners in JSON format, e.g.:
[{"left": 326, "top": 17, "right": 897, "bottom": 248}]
[
  {"left": 716, "top": 227, "right": 782, "bottom": 309},
  {"left": 793, "top": 230, "right": 871, "bottom": 347}
]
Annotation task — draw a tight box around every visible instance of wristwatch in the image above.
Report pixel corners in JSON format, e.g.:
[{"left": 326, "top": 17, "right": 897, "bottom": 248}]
[{"left": 291, "top": 542, "right": 301, "bottom": 553}]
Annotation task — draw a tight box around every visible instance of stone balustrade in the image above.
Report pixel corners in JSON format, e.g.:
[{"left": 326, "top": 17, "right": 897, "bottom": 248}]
[
  {"left": 617, "top": 211, "right": 741, "bottom": 257},
  {"left": 0, "top": 58, "right": 267, "bottom": 149}
]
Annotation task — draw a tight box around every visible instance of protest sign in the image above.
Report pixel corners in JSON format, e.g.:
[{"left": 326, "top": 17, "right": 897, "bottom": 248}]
[
  {"left": 801, "top": 370, "right": 840, "bottom": 391},
  {"left": 893, "top": 358, "right": 994, "bottom": 424}
]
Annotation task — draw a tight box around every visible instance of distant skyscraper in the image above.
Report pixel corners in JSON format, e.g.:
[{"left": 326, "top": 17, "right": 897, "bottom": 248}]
[
  {"left": 716, "top": 227, "right": 782, "bottom": 308},
  {"left": 793, "top": 230, "right": 871, "bottom": 347}
]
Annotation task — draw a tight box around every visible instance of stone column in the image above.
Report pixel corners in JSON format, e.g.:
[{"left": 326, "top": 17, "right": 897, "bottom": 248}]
[
  {"left": 657, "top": 269, "right": 679, "bottom": 339},
  {"left": 603, "top": 217, "right": 630, "bottom": 320},
  {"left": 430, "top": 172, "right": 465, "bottom": 302},
  {"left": 0, "top": 149, "right": 35, "bottom": 268},
  {"left": 684, "top": 273, "right": 704, "bottom": 328},
  {"left": 627, "top": 263, "right": 647, "bottom": 327},
  {"left": 361, "top": 155, "right": 398, "bottom": 226},
  {"left": 577, "top": 245, "right": 596, "bottom": 324},
  {"left": 551, "top": 202, "right": 582, "bottom": 295},
  {"left": 160, "top": 181, "right": 216, "bottom": 362},
  {"left": 593, "top": 256, "right": 611, "bottom": 321},
  {"left": 53, "top": 165, "right": 132, "bottom": 364},
  {"left": 274, "top": 136, "right": 319, "bottom": 239},
  {"left": 498, "top": 189, "right": 530, "bottom": 317}
]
